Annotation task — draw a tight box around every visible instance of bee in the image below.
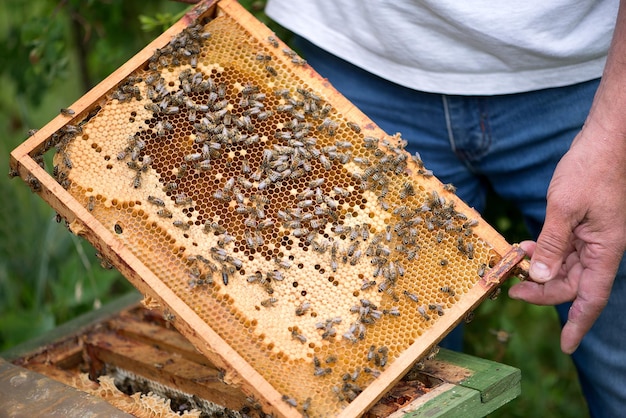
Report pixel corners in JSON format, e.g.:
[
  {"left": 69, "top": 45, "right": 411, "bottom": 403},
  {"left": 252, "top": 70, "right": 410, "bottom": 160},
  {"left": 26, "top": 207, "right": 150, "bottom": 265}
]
[
  {"left": 163, "top": 182, "right": 178, "bottom": 192},
  {"left": 363, "top": 136, "right": 378, "bottom": 149},
  {"left": 440, "top": 286, "right": 455, "bottom": 296},
  {"left": 261, "top": 297, "right": 278, "bottom": 307},
  {"left": 418, "top": 306, "right": 431, "bottom": 321},
  {"left": 268, "top": 269, "right": 284, "bottom": 281},
  {"left": 157, "top": 209, "right": 173, "bottom": 218},
  {"left": 132, "top": 173, "right": 142, "bottom": 189},
  {"left": 60, "top": 108, "right": 75, "bottom": 116},
  {"left": 155, "top": 121, "right": 167, "bottom": 137},
  {"left": 364, "top": 367, "right": 381, "bottom": 378},
  {"left": 317, "top": 117, "right": 333, "bottom": 131},
  {"left": 282, "top": 395, "right": 297, "bottom": 408},
  {"left": 361, "top": 280, "right": 376, "bottom": 291},
  {"left": 325, "top": 197, "right": 340, "bottom": 210},
  {"left": 443, "top": 183, "right": 457, "bottom": 193},
  {"left": 342, "top": 329, "right": 357, "bottom": 344},
  {"left": 115, "top": 149, "right": 127, "bottom": 160},
  {"left": 318, "top": 355, "right": 336, "bottom": 367},
  {"left": 403, "top": 290, "right": 419, "bottom": 303},
  {"left": 346, "top": 121, "right": 361, "bottom": 133},
  {"left": 349, "top": 250, "right": 362, "bottom": 265},
  {"left": 211, "top": 169, "right": 233, "bottom": 189},
  {"left": 426, "top": 345, "right": 440, "bottom": 360},
  {"left": 184, "top": 152, "right": 203, "bottom": 162},
  {"left": 265, "top": 65, "right": 278, "bottom": 76},
  {"left": 399, "top": 182, "right": 415, "bottom": 199},
  {"left": 295, "top": 301, "right": 311, "bottom": 316},
  {"left": 175, "top": 193, "right": 192, "bottom": 206},
  {"left": 463, "top": 219, "right": 479, "bottom": 229},
  {"left": 349, "top": 226, "right": 360, "bottom": 241},
  {"left": 63, "top": 124, "right": 81, "bottom": 135},
  {"left": 429, "top": 303, "right": 445, "bottom": 316},
  {"left": 173, "top": 220, "right": 190, "bottom": 230},
  {"left": 384, "top": 225, "right": 392, "bottom": 242},
  {"left": 114, "top": 223, "right": 123, "bottom": 234},
  {"left": 378, "top": 346, "right": 389, "bottom": 367},
  {"left": 216, "top": 82, "right": 227, "bottom": 98},
  {"left": 489, "top": 287, "right": 502, "bottom": 300},
  {"left": 375, "top": 246, "right": 391, "bottom": 257},
  {"left": 141, "top": 155, "right": 153, "bottom": 169},
  {"left": 164, "top": 106, "right": 180, "bottom": 115},
  {"left": 367, "top": 345, "right": 377, "bottom": 362},
  {"left": 246, "top": 272, "right": 262, "bottom": 284},
  {"left": 163, "top": 310, "right": 175, "bottom": 322},
  {"left": 477, "top": 263, "right": 487, "bottom": 277},
  {"left": 144, "top": 102, "right": 161, "bottom": 114},
  {"left": 87, "top": 196, "right": 95, "bottom": 212},
  {"left": 314, "top": 367, "right": 332, "bottom": 376},
  {"left": 360, "top": 225, "right": 370, "bottom": 241},
  {"left": 384, "top": 307, "right": 401, "bottom": 317},
  {"left": 276, "top": 258, "right": 292, "bottom": 269},
  {"left": 213, "top": 189, "right": 229, "bottom": 201},
  {"left": 61, "top": 152, "right": 72, "bottom": 169},
  {"left": 330, "top": 257, "right": 338, "bottom": 272},
  {"left": 346, "top": 242, "right": 359, "bottom": 257},
  {"left": 291, "top": 329, "right": 307, "bottom": 344},
  {"left": 466, "top": 242, "right": 475, "bottom": 259},
  {"left": 282, "top": 48, "right": 297, "bottom": 58}
]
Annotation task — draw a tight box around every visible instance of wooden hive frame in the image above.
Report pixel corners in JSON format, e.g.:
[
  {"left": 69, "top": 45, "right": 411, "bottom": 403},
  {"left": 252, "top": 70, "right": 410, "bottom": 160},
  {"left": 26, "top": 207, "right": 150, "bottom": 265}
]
[{"left": 9, "top": 0, "right": 528, "bottom": 416}]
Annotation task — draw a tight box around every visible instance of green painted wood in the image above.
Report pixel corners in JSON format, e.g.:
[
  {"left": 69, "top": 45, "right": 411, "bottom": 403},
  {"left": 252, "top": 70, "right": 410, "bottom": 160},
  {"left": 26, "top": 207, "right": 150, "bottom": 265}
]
[
  {"left": 433, "top": 348, "right": 521, "bottom": 403},
  {"left": 1, "top": 291, "right": 142, "bottom": 362},
  {"left": 403, "top": 381, "right": 520, "bottom": 418}
]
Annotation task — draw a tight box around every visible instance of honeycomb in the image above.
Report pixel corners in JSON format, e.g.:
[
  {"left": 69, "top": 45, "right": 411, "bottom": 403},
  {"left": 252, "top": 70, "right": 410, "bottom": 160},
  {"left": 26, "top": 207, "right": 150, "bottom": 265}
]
[{"left": 42, "top": 5, "right": 503, "bottom": 417}]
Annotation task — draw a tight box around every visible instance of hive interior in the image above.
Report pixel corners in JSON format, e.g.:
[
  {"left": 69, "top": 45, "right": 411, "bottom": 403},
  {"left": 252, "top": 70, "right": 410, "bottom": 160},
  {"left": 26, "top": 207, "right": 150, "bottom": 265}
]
[{"left": 41, "top": 5, "right": 502, "bottom": 417}]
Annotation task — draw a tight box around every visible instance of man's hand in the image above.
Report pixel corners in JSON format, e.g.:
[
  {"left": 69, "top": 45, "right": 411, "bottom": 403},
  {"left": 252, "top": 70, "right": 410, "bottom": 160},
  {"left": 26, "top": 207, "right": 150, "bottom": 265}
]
[{"left": 509, "top": 125, "right": 626, "bottom": 354}]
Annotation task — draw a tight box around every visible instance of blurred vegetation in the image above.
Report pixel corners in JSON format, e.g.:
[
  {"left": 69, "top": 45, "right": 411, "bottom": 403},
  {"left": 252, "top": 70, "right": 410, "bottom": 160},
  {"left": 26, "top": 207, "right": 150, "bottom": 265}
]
[{"left": 0, "top": 1, "right": 587, "bottom": 417}]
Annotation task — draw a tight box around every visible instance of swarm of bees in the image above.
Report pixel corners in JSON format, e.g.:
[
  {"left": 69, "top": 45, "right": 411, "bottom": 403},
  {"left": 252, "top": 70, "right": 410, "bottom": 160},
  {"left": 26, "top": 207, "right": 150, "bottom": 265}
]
[{"left": 47, "top": 12, "right": 494, "bottom": 417}]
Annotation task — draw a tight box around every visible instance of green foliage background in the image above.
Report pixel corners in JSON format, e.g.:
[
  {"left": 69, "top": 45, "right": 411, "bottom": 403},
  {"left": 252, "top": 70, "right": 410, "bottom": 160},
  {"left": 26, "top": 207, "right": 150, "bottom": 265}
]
[{"left": 0, "top": 1, "right": 587, "bottom": 416}]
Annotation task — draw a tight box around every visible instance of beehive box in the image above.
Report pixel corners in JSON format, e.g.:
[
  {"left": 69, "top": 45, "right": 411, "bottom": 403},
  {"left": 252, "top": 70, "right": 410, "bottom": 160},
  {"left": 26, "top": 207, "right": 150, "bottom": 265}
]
[
  {"left": 2, "top": 293, "right": 520, "bottom": 418},
  {"left": 9, "top": 0, "right": 527, "bottom": 416}
]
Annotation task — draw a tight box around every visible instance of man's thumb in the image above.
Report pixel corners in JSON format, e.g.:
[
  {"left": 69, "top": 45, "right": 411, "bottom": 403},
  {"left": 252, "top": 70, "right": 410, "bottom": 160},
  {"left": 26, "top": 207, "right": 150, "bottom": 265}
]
[{"left": 530, "top": 212, "right": 573, "bottom": 283}]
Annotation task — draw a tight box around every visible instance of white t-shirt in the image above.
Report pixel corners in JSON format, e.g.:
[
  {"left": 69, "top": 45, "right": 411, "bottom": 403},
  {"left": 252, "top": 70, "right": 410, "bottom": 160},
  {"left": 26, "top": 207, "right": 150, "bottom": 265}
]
[{"left": 265, "top": 0, "right": 619, "bottom": 95}]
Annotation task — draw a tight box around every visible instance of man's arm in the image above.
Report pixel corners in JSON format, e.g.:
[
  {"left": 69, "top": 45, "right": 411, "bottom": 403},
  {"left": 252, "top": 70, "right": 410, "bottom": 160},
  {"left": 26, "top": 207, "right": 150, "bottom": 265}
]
[{"left": 509, "top": 0, "right": 626, "bottom": 354}]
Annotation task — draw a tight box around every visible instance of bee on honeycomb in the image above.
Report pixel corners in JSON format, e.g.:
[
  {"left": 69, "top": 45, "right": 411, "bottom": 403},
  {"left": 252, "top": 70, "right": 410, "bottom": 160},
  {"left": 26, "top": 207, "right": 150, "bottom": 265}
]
[{"left": 47, "top": 10, "right": 497, "bottom": 417}]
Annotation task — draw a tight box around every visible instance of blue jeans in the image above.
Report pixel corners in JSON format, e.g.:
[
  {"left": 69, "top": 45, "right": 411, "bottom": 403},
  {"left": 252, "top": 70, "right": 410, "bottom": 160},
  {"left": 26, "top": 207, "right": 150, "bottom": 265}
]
[{"left": 294, "top": 37, "right": 626, "bottom": 418}]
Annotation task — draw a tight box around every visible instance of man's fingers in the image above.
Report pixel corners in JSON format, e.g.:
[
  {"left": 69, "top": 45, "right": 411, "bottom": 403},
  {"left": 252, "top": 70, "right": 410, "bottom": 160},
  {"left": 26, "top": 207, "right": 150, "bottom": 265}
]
[
  {"left": 508, "top": 278, "right": 574, "bottom": 305},
  {"left": 559, "top": 267, "right": 614, "bottom": 354},
  {"left": 518, "top": 240, "right": 536, "bottom": 257},
  {"left": 531, "top": 211, "right": 575, "bottom": 282}
]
